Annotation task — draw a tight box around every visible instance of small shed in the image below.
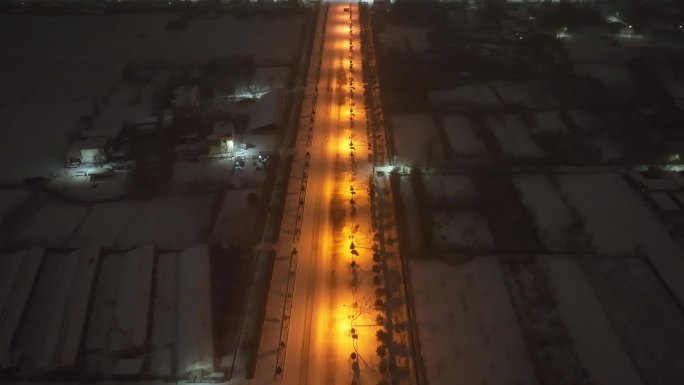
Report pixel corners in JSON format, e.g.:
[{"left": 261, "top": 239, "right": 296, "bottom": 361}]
[
  {"left": 247, "top": 90, "right": 282, "bottom": 132},
  {"left": 207, "top": 122, "right": 235, "bottom": 157},
  {"left": 66, "top": 137, "right": 110, "bottom": 165}
]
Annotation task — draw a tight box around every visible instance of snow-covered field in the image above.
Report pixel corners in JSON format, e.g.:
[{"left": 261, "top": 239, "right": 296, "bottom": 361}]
[
  {"left": 532, "top": 111, "right": 569, "bottom": 135},
  {"left": 441, "top": 115, "right": 488, "bottom": 159},
  {"left": 429, "top": 83, "right": 501, "bottom": 108},
  {"left": 589, "top": 135, "right": 622, "bottom": 162},
  {"left": 74, "top": 194, "right": 215, "bottom": 248},
  {"left": 411, "top": 257, "right": 538, "bottom": 385},
  {"left": 172, "top": 159, "right": 233, "bottom": 193},
  {"left": 491, "top": 80, "right": 560, "bottom": 108},
  {"left": 580, "top": 257, "right": 684, "bottom": 385},
  {"left": 559, "top": 173, "right": 671, "bottom": 255},
  {"left": 13, "top": 194, "right": 216, "bottom": 248},
  {"left": 564, "top": 28, "right": 635, "bottom": 64},
  {"left": 566, "top": 110, "right": 602, "bottom": 132},
  {"left": 0, "top": 189, "right": 29, "bottom": 224},
  {"left": 559, "top": 173, "right": 684, "bottom": 307},
  {"left": 576, "top": 63, "right": 634, "bottom": 88},
  {"left": 0, "top": 15, "right": 172, "bottom": 106},
  {"left": 0, "top": 103, "right": 92, "bottom": 184},
  {"left": 211, "top": 188, "right": 260, "bottom": 248},
  {"left": 487, "top": 114, "right": 544, "bottom": 159},
  {"left": 135, "top": 15, "right": 306, "bottom": 65},
  {"left": 391, "top": 114, "right": 443, "bottom": 168},
  {"left": 49, "top": 168, "right": 129, "bottom": 202},
  {"left": 399, "top": 176, "right": 423, "bottom": 249},
  {"left": 14, "top": 200, "right": 90, "bottom": 246},
  {"left": 546, "top": 257, "right": 644, "bottom": 385},
  {"left": 433, "top": 210, "right": 494, "bottom": 251},
  {"left": 254, "top": 66, "right": 290, "bottom": 89},
  {"left": 513, "top": 175, "right": 587, "bottom": 252},
  {"left": 377, "top": 24, "right": 431, "bottom": 52},
  {"left": 175, "top": 245, "right": 213, "bottom": 378},
  {"left": 423, "top": 175, "right": 477, "bottom": 206}
]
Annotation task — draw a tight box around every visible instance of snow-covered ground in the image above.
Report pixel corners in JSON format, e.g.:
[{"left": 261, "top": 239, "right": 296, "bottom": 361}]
[
  {"left": 211, "top": 188, "right": 260, "bottom": 248},
  {"left": 399, "top": 176, "right": 423, "bottom": 249},
  {"left": 441, "top": 115, "right": 488, "bottom": 159},
  {"left": 391, "top": 114, "right": 443, "bottom": 169},
  {"left": 546, "top": 257, "right": 644, "bottom": 385},
  {"left": 0, "top": 103, "right": 92, "bottom": 184},
  {"left": 254, "top": 66, "right": 290, "bottom": 90},
  {"left": 433, "top": 210, "right": 494, "bottom": 251},
  {"left": 48, "top": 168, "right": 129, "bottom": 202},
  {"left": 532, "top": 111, "right": 569, "bottom": 135},
  {"left": 411, "top": 257, "right": 538, "bottom": 385},
  {"left": 576, "top": 63, "right": 634, "bottom": 88},
  {"left": 5, "top": 245, "right": 214, "bottom": 379},
  {"left": 70, "top": 194, "right": 216, "bottom": 248},
  {"left": 487, "top": 114, "right": 544, "bottom": 159},
  {"left": 171, "top": 159, "right": 233, "bottom": 193},
  {"left": 135, "top": 15, "right": 306, "bottom": 65},
  {"left": 588, "top": 135, "right": 622, "bottom": 163},
  {"left": 14, "top": 200, "right": 89, "bottom": 246},
  {"left": 422, "top": 175, "right": 477, "bottom": 206},
  {"left": 0, "top": 189, "right": 29, "bottom": 224},
  {"left": 12, "top": 194, "right": 216, "bottom": 249},
  {"left": 563, "top": 28, "right": 635, "bottom": 65},
  {"left": 377, "top": 24, "right": 431, "bottom": 52},
  {"left": 491, "top": 80, "right": 560, "bottom": 109},
  {"left": 0, "top": 247, "right": 43, "bottom": 366},
  {"left": 176, "top": 245, "right": 213, "bottom": 379},
  {"left": 580, "top": 256, "right": 684, "bottom": 385},
  {"left": 150, "top": 252, "right": 177, "bottom": 378},
  {"left": 86, "top": 247, "right": 154, "bottom": 375},
  {"left": 429, "top": 83, "right": 501, "bottom": 108},
  {"left": 559, "top": 173, "right": 684, "bottom": 307},
  {"left": 514, "top": 175, "right": 588, "bottom": 252},
  {"left": 13, "top": 248, "right": 100, "bottom": 375},
  {"left": 559, "top": 173, "right": 669, "bottom": 255},
  {"left": 230, "top": 158, "right": 270, "bottom": 188},
  {"left": 566, "top": 110, "right": 602, "bottom": 132}
]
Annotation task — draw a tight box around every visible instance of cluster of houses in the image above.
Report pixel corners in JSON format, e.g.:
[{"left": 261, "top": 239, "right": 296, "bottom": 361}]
[{"left": 65, "top": 84, "right": 282, "bottom": 168}]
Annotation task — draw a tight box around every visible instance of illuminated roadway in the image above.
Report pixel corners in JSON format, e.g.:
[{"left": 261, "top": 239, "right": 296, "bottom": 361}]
[{"left": 250, "top": 2, "right": 383, "bottom": 385}]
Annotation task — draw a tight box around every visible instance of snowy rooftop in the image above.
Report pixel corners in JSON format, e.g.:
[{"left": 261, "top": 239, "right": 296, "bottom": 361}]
[
  {"left": 248, "top": 90, "right": 283, "bottom": 132},
  {"left": 68, "top": 137, "right": 109, "bottom": 151}
]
